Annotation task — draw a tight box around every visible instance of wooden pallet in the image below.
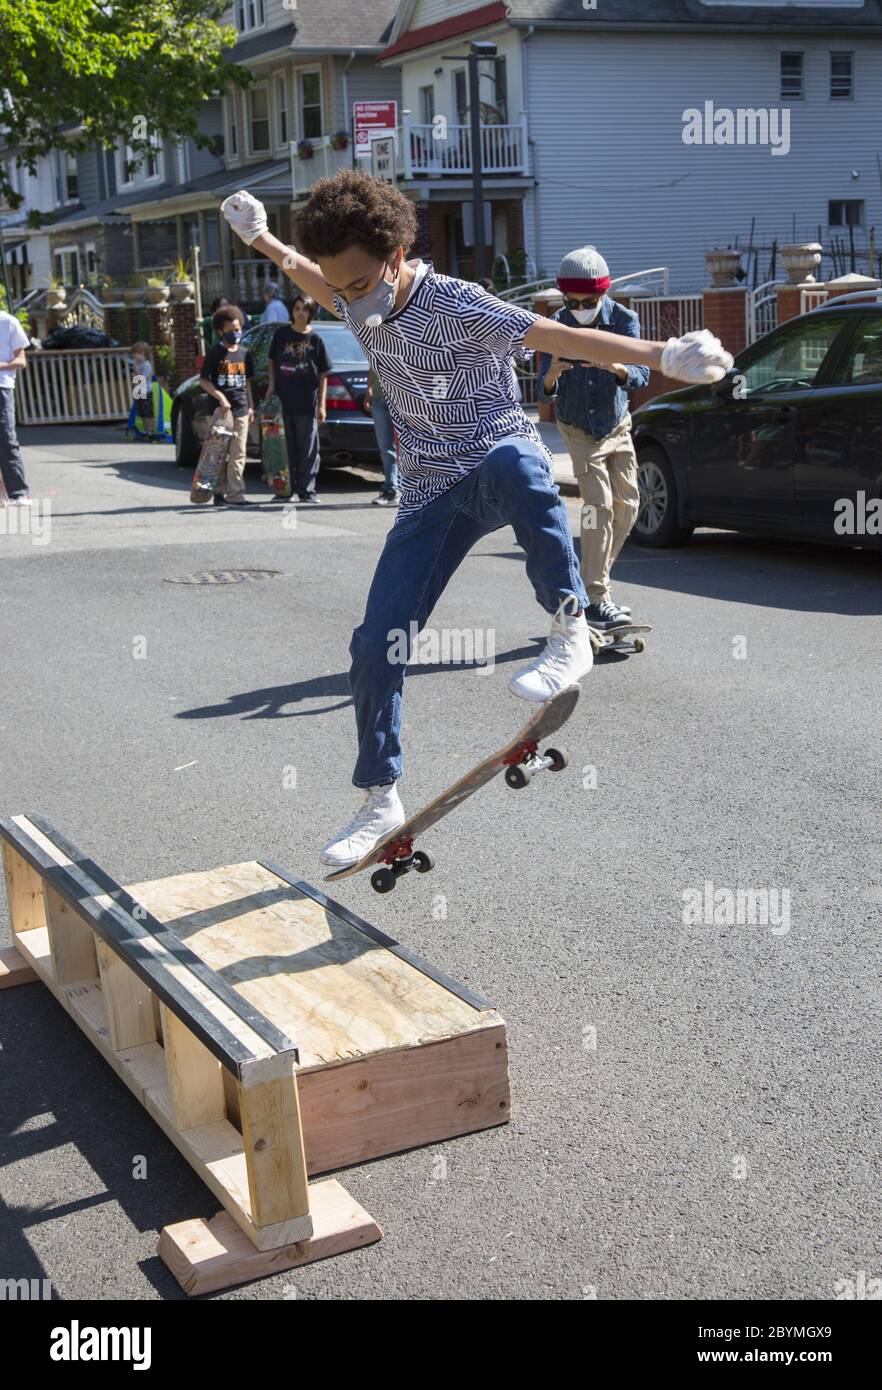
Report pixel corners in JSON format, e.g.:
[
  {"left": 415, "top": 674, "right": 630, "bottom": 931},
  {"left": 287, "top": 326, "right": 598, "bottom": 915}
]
[{"left": 0, "top": 814, "right": 511, "bottom": 1294}]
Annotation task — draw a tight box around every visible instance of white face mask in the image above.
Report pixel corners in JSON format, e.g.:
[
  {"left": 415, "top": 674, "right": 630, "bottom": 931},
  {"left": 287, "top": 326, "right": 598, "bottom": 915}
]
[{"left": 571, "top": 303, "right": 603, "bottom": 325}]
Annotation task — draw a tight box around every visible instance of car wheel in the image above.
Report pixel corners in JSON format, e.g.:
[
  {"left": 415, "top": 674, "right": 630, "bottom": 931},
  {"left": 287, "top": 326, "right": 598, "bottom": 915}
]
[
  {"left": 633, "top": 447, "right": 694, "bottom": 548},
  {"left": 174, "top": 404, "right": 199, "bottom": 470}
]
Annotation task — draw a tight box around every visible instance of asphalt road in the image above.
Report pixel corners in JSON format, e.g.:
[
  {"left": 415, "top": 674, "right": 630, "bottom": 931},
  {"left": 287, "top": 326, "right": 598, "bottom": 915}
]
[{"left": 1, "top": 426, "right": 880, "bottom": 1301}]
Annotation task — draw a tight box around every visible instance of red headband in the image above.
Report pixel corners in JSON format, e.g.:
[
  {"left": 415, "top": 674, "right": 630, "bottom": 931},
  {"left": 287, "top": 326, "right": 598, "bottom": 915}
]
[{"left": 558, "top": 276, "right": 611, "bottom": 294}]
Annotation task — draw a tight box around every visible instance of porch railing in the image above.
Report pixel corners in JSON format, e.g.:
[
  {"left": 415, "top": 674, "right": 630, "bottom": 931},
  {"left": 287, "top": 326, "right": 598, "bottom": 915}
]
[
  {"left": 399, "top": 118, "right": 529, "bottom": 177},
  {"left": 199, "top": 260, "right": 285, "bottom": 306},
  {"left": 17, "top": 347, "right": 133, "bottom": 424}
]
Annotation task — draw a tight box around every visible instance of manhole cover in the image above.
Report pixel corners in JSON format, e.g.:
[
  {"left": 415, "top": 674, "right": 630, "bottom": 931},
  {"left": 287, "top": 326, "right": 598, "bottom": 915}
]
[{"left": 164, "top": 569, "right": 282, "bottom": 585}]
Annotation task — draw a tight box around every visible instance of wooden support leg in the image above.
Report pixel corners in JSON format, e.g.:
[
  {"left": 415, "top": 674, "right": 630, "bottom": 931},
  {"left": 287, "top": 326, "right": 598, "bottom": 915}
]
[
  {"left": 0, "top": 945, "right": 37, "bottom": 988},
  {"left": 96, "top": 938, "right": 157, "bottom": 1051},
  {"left": 160, "top": 1003, "right": 226, "bottom": 1131},
  {"left": 43, "top": 884, "right": 98, "bottom": 985},
  {"left": 238, "top": 1073, "right": 312, "bottom": 1238},
  {"left": 1, "top": 842, "right": 47, "bottom": 936}
]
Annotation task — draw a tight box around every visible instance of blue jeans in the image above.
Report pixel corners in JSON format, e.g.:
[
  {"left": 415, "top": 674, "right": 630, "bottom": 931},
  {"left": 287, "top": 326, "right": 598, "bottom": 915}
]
[
  {"left": 370, "top": 391, "right": 398, "bottom": 493},
  {"left": 348, "top": 434, "right": 589, "bottom": 787},
  {"left": 0, "top": 389, "right": 27, "bottom": 499}
]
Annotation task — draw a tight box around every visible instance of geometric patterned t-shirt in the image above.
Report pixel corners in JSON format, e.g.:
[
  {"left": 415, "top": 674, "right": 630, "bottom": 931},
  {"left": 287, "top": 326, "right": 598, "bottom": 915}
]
[{"left": 332, "top": 260, "right": 554, "bottom": 516}]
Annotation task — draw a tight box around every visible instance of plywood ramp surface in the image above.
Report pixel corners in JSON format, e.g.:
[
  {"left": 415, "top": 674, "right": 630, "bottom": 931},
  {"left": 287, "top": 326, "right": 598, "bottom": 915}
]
[{"left": 125, "top": 862, "right": 498, "bottom": 1069}]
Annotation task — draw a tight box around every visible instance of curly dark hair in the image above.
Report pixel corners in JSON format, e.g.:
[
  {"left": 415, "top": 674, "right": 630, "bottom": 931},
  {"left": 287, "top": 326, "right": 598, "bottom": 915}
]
[
  {"left": 293, "top": 169, "right": 418, "bottom": 260},
  {"left": 212, "top": 304, "right": 244, "bottom": 332}
]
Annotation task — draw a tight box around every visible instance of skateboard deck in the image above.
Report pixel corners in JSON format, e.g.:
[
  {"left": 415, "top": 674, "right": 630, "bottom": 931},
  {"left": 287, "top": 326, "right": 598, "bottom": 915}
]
[
  {"left": 260, "top": 396, "right": 290, "bottom": 497},
  {"left": 587, "top": 622, "right": 651, "bottom": 655},
  {"left": 190, "top": 409, "right": 234, "bottom": 503},
  {"left": 325, "top": 684, "right": 581, "bottom": 893}
]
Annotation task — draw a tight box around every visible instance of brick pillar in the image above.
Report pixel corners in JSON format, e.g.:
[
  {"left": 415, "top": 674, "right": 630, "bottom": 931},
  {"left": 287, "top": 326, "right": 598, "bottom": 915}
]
[
  {"left": 532, "top": 289, "right": 563, "bottom": 422},
  {"left": 104, "top": 306, "right": 128, "bottom": 344},
  {"left": 702, "top": 286, "right": 747, "bottom": 358},
  {"left": 776, "top": 285, "right": 804, "bottom": 326},
  {"left": 170, "top": 299, "right": 197, "bottom": 385},
  {"left": 825, "top": 272, "right": 881, "bottom": 303},
  {"left": 125, "top": 307, "right": 140, "bottom": 344},
  {"left": 504, "top": 201, "right": 524, "bottom": 263},
  {"left": 145, "top": 304, "right": 166, "bottom": 357}
]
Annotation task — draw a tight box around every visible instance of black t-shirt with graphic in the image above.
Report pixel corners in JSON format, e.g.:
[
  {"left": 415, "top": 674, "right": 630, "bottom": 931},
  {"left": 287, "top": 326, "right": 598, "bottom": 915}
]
[
  {"left": 202, "top": 341, "right": 254, "bottom": 418},
  {"left": 268, "top": 327, "right": 332, "bottom": 415}
]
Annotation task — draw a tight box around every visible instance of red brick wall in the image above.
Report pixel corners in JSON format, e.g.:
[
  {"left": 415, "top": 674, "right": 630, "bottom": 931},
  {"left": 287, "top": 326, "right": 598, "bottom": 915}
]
[
  {"left": 777, "top": 286, "right": 803, "bottom": 325},
  {"left": 702, "top": 288, "right": 747, "bottom": 358}
]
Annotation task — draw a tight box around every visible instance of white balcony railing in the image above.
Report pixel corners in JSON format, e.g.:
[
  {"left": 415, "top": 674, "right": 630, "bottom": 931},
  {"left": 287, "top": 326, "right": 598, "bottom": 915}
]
[
  {"left": 399, "top": 118, "right": 529, "bottom": 177},
  {"left": 291, "top": 135, "right": 353, "bottom": 199}
]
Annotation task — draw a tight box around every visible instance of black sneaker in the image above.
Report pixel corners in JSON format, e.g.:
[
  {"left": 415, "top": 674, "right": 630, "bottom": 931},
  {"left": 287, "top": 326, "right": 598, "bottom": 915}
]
[
  {"left": 584, "top": 600, "right": 630, "bottom": 632},
  {"left": 213, "top": 493, "right": 227, "bottom": 507},
  {"left": 298, "top": 493, "right": 321, "bottom": 504}
]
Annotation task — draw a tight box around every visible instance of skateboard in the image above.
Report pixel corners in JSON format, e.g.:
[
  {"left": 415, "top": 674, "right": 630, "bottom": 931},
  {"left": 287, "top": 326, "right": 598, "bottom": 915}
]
[
  {"left": 325, "top": 684, "right": 581, "bottom": 894},
  {"left": 190, "top": 408, "right": 234, "bottom": 503},
  {"left": 587, "top": 622, "right": 651, "bottom": 655},
  {"left": 260, "top": 395, "right": 291, "bottom": 497}
]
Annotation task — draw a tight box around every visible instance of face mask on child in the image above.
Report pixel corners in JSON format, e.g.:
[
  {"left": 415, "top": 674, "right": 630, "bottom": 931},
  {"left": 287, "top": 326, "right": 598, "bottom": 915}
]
[
  {"left": 223, "top": 330, "right": 241, "bottom": 345},
  {"left": 347, "top": 257, "right": 402, "bottom": 329},
  {"left": 571, "top": 303, "right": 603, "bottom": 325}
]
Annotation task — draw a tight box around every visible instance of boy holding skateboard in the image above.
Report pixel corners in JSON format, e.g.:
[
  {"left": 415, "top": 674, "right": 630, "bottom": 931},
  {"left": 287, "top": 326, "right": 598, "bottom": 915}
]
[
  {"left": 537, "top": 246, "right": 646, "bottom": 632},
  {"left": 266, "top": 294, "right": 331, "bottom": 503},
  {"left": 198, "top": 305, "right": 254, "bottom": 506},
  {"left": 222, "top": 173, "right": 732, "bottom": 867}
]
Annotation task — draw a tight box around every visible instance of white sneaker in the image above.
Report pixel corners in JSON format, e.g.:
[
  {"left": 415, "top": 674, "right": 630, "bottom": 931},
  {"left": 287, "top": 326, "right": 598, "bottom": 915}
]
[
  {"left": 319, "top": 782, "right": 406, "bottom": 868},
  {"left": 509, "top": 596, "right": 594, "bottom": 702}
]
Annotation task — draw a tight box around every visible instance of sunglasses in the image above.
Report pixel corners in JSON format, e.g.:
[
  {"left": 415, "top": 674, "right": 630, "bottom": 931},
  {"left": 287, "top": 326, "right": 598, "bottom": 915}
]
[{"left": 565, "top": 296, "right": 602, "bottom": 310}]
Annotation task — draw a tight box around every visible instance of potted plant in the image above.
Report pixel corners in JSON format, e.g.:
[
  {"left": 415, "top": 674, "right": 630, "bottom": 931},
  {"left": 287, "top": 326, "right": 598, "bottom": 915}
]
[
  {"left": 46, "top": 276, "right": 67, "bottom": 307},
  {"left": 168, "top": 256, "right": 195, "bottom": 303},
  {"left": 97, "top": 276, "right": 121, "bottom": 305},
  {"left": 330, "top": 130, "right": 350, "bottom": 151},
  {"left": 297, "top": 138, "right": 314, "bottom": 160},
  {"left": 124, "top": 275, "right": 143, "bottom": 305},
  {"left": 145, "top": 275, "right": 169, "bottom": 306}
]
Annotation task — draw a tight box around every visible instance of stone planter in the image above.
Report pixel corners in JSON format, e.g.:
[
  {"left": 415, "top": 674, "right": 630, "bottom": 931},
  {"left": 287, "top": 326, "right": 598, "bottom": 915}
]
[
  {"left": 169, "top": 281, "right": 195, "bottom": 304},
  {"left": 705, "top": 249, "right": 743, "bottom": 288},
  {"left": 45, "top": 288, "right": 67, "bottom": 308},
  {"left": 145, "top": 285, "right": 170, "bottom": 306},
  {"left": 124, "top": 287, "right": 142, "bottom": 305},
  {"left": 780, "top": 243, "right": 823, "bottom": 285}
]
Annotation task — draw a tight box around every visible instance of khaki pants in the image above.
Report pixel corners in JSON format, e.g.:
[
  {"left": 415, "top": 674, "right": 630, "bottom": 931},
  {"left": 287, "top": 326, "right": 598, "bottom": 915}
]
[
  {"left": 224, "top": 415, "right": 250, "bottom": 501},
  {"left": 558, "top": 415, "right": 639, "bottom": 605}
]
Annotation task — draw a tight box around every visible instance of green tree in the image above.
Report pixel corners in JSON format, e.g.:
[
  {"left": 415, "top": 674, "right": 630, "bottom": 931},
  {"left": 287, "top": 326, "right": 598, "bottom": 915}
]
[{"left": 0, "top": 0, "right": 249, "bottom": 207}]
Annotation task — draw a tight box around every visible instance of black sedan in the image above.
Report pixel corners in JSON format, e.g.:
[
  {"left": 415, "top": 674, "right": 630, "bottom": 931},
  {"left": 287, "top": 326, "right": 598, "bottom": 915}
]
[
  {"left": 172, "top": 319, "right": 380, "bottom": 472},
  {"left": 631, "top": 300, "right": 882, "bottom": 553}
]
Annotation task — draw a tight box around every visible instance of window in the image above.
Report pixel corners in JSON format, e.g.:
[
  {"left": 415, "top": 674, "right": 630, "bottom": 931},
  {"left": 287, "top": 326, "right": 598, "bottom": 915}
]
[
  {"left": 249, "top": 84, "right": 270, "bottom": 153},
  {"left": 105, "top": 147, "right": 117, "bottom": 197},
  {"left": 235, "top": 0, "right": 264, "bottom": 34},
  {"left": 833, "top": 316, "right": 882, "bottom": 385},
  {"left": 226, "top": 94, "right": 239, "bottom": 158},
  {"left": 493, "top": 57, "right": 508, "bottom": 122},
  {"left": 454, "top": 69, "right": 468, "bottom": 123},
  {"left": 829, "top": 199, "right": 864, "bottom": 227},
  {"left": 53, "top": 246, "right": 80, "bottom": 286},
  {"left": 740, "top": 317, "right": 845, "bottom": 394},
  {"left": 299, "top": 70, "right": 322, "bottom": 140},
  {"left": 275, "top": 72, "right": 288, "bottom": 146},
  {"left": 419, "top": 85, "right": 435, "bottom": 125},
  {"left": 53, "top": 150, "right": 78, "bottom": 205},
  {"left": 830, "top": 52, "right": 854, "bottom": 99},
  {"left": 780, "top": 52, "right": 804, "bottom": 100},
  {"left": 118, "top": 134, "right": 160, "bottom": 187}
]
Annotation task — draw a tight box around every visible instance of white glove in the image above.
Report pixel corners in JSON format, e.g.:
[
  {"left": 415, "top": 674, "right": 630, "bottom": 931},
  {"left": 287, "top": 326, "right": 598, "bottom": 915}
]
[
  {"left": 660, "top": 329, "right": 734, "bottom": 384},
  {"left": 220, "top": 191, "right": 268, "bottom": 247}
]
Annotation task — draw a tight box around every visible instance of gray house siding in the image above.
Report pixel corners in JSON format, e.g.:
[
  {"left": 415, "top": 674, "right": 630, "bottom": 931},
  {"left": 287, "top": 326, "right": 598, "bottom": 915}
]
[
  {"left": 189, "top": 101, "right": 225, "bottom": 179},
  {"left": 338, "top": 58, "right": 403, "bottom": 135},
  {"left": 524, "top": 28, "right": 882, "bottom": 290}
]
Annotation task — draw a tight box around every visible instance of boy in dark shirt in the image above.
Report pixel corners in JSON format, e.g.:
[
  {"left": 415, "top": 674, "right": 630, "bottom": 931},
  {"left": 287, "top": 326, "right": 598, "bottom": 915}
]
[
  {"left": 198, "top": 306, "right": 254, "bottom": 506},
  {"left": 266, "top": 294, "right": 331, "bottom": 503}
]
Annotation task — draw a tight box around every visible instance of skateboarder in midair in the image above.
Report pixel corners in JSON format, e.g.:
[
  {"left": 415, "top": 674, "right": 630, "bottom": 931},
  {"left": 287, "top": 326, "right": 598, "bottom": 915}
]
[{"left": 222, "top": 173, "right": 733, "bottom": 868}]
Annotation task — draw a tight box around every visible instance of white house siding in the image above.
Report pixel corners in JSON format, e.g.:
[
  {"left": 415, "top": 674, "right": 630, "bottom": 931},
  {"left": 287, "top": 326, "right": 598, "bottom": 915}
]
[
  {"left": 394, "top": 23, "right": 521, "bottom": 129},
  {"left": 523, "top": 27, "right": 882, "bottom": 290}
]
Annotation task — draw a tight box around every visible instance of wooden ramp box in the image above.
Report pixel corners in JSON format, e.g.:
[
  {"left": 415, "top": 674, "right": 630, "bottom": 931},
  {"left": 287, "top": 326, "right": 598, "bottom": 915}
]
[{"left": 0, "top": 814, "right": 510, "bottom": 1294}]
